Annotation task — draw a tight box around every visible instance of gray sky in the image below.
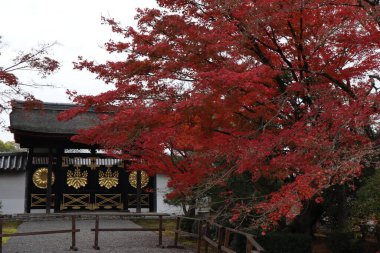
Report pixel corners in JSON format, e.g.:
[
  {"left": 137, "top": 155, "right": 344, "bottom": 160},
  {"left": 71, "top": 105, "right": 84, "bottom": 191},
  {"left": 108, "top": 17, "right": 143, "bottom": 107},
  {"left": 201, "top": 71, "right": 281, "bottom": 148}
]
[{"left": 0, "top": 0, "right": 157, "bottom": 141}]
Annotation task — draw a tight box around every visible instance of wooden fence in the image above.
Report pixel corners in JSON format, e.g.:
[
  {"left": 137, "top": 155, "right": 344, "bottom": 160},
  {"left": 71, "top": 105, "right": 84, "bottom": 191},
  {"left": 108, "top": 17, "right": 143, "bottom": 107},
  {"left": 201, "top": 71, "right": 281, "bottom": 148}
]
[
  {"left": 0, "top": 215, "right": 79, "bottom": 253},
  {"left": 0, "top": 212, "right": 168, "bottom": 252},
  {"left": 90, "top": 213, "right": 169, "bottom": 250},
  {"left": 0, "top": 213, "right": 264, "bottom": 253},
  {"left": 171, "top": 216, "right": 265, "bottom": 253}
]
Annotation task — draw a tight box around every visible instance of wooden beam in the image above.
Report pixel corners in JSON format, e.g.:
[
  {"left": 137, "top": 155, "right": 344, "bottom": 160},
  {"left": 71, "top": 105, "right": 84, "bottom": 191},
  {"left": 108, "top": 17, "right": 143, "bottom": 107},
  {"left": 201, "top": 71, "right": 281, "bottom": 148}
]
[
  {"left": 46, "top": 147, "right": 53, "bottom": 213},
  {"left": 55, "top": 148, "right": 64, "bottom": 213},
  {"left": 123, "top": 160, "right": 129, "bottom": 212},
  {"left": 25, "top": 148, "right": 34, "bottom": 213},
  {"left": 136, "top": 171, "right": 142, "bottom": 213},
  {"left": 152, "top": 175, "right": 157, "bottom": 212}
]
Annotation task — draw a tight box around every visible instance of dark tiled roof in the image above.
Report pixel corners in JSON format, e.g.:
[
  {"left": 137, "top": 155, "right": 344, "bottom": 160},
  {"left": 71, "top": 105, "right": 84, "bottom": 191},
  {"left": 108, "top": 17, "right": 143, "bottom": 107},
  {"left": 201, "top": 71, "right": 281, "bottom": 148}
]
[
  {"left": 10, "top": 101, "right": 100, "bottom": 135},
  {"left": 0, "top": 152, "right": 28, "bottom": 172}
]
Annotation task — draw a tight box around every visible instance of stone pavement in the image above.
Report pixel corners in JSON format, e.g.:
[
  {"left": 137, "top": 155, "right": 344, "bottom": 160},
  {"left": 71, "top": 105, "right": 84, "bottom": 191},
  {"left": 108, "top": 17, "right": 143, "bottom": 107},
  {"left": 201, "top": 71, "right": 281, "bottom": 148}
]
[{"left": 3, "top": 219, "right": 194, "bottom": 253}]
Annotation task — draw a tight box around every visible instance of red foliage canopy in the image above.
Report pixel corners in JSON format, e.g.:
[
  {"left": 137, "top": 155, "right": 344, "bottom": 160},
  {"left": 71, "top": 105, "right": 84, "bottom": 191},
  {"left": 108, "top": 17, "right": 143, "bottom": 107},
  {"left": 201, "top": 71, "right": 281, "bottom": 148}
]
[
  {"left": 0, "top": 40, "right": 60, "bottom": 112},
  {"left": 61, "top": 0, "right": 380, "bottom": 228}
]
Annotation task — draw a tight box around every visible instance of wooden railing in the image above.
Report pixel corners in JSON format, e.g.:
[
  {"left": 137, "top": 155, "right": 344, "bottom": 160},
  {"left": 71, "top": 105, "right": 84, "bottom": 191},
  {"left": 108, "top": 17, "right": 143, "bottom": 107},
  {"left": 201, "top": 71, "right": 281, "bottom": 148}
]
[
  {"left": 90, "top": 212, "right": 169, "bottom": 250},
  {"left": 168, "top": 216, "right": 202, "bottom": 250},
  {"left": 1, "top": 213, "right": 264, "bottom": 253},
  {"left": 171, "top": 216, "right": 265, "bottom": 253},
  {"left": 0, "top": 212, "right": 169, "bottom": 252},
  {"left": 0, "top": 215, "right": 79, "bottom": 253}
]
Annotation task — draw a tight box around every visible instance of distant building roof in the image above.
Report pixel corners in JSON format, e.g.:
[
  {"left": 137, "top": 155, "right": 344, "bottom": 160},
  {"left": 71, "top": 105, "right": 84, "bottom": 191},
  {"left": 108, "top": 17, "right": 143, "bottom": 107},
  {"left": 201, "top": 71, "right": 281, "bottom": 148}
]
[
  {"left": 0, "top": 152, "right": 28, "bottom": 172},
  {"left": 10, "top": 100, "right": 99, "bottom": 135}
]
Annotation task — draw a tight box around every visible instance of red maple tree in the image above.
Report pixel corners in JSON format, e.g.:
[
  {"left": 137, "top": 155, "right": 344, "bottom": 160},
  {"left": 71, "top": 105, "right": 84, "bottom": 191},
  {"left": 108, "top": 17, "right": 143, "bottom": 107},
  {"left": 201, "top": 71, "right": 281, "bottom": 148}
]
[
  {"left": 0, "top": 39, "right": 60, "bottom": 114},
  {"left": 61, "top": 0, "right": 380, "bottom": 229}
]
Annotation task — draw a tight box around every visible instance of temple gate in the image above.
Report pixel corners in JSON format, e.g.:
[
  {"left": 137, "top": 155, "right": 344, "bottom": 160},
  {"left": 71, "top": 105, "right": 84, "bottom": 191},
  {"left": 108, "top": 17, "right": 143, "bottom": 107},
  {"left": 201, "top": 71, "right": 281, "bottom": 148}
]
[{"left": 10, "top": 101, "right": 156, "bottom": 213}]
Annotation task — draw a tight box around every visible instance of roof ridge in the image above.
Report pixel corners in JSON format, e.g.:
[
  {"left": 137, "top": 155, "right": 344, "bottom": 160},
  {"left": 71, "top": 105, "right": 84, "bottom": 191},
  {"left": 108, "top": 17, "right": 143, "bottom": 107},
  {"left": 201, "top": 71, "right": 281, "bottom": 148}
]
[
  {"left": 12, "top": 100, "right": 87, "bottom": 111},
  {"left": 0, "top": 151, "right": 28, "bottom": 155}
]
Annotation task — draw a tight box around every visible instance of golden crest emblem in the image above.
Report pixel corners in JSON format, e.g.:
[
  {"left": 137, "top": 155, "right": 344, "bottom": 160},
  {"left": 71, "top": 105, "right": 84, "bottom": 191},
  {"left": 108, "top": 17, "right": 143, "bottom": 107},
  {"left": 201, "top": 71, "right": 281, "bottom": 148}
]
[
  {"left": 99, "top": 168, "right": 119, "bottom": 189},
  {"left": 32, "top": 167, "right": 55, "bottom": 189},
  {"left": 67, "top": 167, "right": 88, "bottom": 189},
  {"left": 129, "top": 170, "right": 149, "bottom": 188}
]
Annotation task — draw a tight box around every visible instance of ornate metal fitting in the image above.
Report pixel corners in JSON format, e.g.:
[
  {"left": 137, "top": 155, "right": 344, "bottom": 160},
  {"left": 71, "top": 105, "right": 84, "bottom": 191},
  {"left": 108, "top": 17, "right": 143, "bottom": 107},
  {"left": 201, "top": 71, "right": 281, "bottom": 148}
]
[
  {"left": 67, "top": 167, "right": 88, "bottom": 189},
  {"left": 32, "top": 167, "right": 55, "bottom": 189},
  {"left": 99, "top": 168, "right": 119, "bottom": 189},
  {"left": 89, "top": 157, "right": 98, "bottom": 170},
  {"left": 129, "top": 170, "right": 149, "bottom": 188}
]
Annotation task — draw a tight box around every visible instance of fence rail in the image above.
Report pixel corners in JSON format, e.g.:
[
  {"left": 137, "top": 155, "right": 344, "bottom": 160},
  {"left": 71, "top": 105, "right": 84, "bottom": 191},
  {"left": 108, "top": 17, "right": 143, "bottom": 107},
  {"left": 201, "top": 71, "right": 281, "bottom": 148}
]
[
  {"left": 91, "top": 213, "right": 168, "bottom": 250},
  {"left": 0, "top": 212, "right": 169, "bottom": 252},
  {"left": 170, "top": 216, "right": 265, "bottom": 253},
  {"left": 0, "top": 213, "right": 265, "bottom": 253},
  {"left": 0, "top": 215, "right": 79, "bottom": 253}
]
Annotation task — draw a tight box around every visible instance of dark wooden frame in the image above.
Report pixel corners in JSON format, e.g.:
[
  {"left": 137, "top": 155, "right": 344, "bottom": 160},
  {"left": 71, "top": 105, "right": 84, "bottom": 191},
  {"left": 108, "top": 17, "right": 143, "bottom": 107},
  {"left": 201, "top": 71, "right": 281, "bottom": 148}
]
[
  {"left": 0, "top": 215, "right": 79, "bottom": 253},
  {"left": 24, "top": 148, "right": 33, "bottom": 213}
]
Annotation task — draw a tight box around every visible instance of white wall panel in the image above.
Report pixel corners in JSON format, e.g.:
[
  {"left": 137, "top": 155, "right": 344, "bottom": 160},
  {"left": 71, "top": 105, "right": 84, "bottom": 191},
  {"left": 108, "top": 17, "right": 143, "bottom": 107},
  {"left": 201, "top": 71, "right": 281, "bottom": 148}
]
[
  {"left": 156, "top": 174, "right": 182, "bottom": 214},
  {"left": 0, "top": 172, "right": 26, "bottom": 214}
]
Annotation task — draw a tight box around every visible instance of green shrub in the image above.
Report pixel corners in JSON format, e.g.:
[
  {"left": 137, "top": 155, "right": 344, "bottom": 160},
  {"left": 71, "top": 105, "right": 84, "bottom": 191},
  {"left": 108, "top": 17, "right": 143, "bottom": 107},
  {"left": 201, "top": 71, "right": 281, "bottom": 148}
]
[
  {"left": 326, "top": 232, "right": 356, "bottom": 253},
  {"left": 230, "top": 231, "right": 312, "bottom": 253},
  {"left": 348, "top": 170, "right": 380, "bottom": 228},
  {"left": 257, "top": 232, "right": 312, "bottom": 253},
  {"left": 191, "top": 219, "right": 200, "bottom": 234},
  {"left": 230, "top": 233, "right": 246, "bottom": 253},
  {"left": 180, "top": 219, "right": 195, "bottom": 233},
  {"left": 326, "top": 232, "right": 369, "bottom": 253},
  {"left": 206, "top": 225, "right": 219, "bottom": 241}
]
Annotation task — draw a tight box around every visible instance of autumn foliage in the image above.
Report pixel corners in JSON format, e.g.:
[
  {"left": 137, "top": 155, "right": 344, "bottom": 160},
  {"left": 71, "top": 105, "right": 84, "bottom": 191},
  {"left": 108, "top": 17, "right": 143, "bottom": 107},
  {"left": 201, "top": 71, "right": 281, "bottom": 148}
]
[
  {"left": 61, "top": 0, "right": 380, "bottom": 229},
  {"left": 0, "top": 39, "right": 60, "bottom": 113}
]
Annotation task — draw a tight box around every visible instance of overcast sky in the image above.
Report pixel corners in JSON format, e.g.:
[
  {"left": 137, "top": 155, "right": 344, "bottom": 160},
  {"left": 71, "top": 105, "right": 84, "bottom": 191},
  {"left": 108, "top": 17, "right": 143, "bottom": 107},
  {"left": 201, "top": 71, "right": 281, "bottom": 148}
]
[{"left": 0, "top": 0, "right": 157, "bottom": 141}]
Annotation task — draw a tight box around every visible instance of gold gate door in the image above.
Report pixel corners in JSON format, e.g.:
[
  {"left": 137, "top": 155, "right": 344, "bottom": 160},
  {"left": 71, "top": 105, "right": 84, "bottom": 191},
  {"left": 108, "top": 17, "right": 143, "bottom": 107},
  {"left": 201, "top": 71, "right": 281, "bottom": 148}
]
[{"left": 61, "top": 156, "right": 124, "bottom": 211}]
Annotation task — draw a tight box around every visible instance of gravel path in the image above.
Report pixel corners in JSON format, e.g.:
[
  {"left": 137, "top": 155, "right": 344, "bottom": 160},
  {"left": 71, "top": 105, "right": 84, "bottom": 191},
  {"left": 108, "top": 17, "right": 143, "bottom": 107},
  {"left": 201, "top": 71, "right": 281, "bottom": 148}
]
[{"left": 3, "top": 219, "right": 194, "bottom": 253}]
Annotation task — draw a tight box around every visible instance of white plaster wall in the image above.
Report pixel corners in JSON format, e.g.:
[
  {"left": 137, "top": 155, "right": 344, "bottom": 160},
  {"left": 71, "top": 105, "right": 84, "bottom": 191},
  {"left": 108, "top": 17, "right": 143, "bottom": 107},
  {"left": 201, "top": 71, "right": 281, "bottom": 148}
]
[
  {"left": 0, "top": 172, "right": 26, "bottom": 214},
  {"left": 156, "top": 174, "right": 183, "bottom": 214}
]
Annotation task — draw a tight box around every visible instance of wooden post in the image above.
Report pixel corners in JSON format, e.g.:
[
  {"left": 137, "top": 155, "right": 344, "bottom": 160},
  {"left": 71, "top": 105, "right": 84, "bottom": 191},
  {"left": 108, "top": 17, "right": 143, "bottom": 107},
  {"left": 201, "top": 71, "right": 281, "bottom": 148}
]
[
  {"left": 217, "top": 227, "right": 224, "bottom": 253},
  {"left": 123, "top": 160, "right": 129, "bottom": 212},
  {"left": 197, "top": 220, "right": 203, "bottom": 253},
  {"left": 204, "top": 222, "right": 209, "bottom": 253},
  {"left": 46, "top": 147, "right": 53, "bottom": 213},
  {"left": 93, "top": 215, "right": 100, "bottom": 250},
  {"left": 25, "top": 148, "right": 34, "bottom": 213},
  {"left": 136, "top": 171, "right": 142, "bottom": 213},
  {"left": 158, "top": 215, "right": 163, "bottom": 247},
  {"left": 246, "top": 238, "right": 253, "bottom": 253},
  {"left": 224, "top": 229, "right": 230, "bottom": 249},
  {"left": 152, "top": 175, "right": 157, "bottom": 212},
  {"left": 174, "top": 217, "right": 180, "bottom": 247},
  {"left": 359, "top": 224, "right": 367, "bottom": 241},
  {"left": 55, "top": 148, "right": 64, "bottom": 213},
  {"left": 375, "top": 225, "right": 380, "bottom": 249},
  {"left": 0, "top": 218, "right": 3, "bottom": 253},
  {"left": 70, "top": 216, "right": 78, "bottom": 251}
]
